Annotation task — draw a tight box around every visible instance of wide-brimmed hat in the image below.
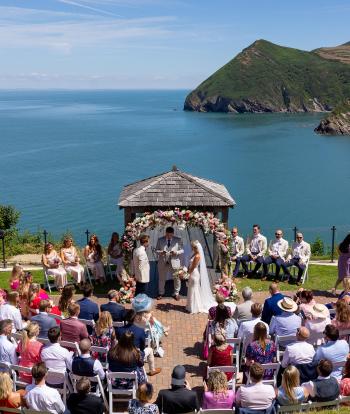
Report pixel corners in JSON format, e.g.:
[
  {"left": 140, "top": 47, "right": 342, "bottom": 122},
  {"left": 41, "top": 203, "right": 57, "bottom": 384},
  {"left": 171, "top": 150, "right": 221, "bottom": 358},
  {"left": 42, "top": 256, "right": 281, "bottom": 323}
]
[
  {"left": 277, "top": 297, "right": 298, "bottom": 313},
  {"left": 310, "top": 303, "right": 329, "bottom": 319},
  {"left": 171, "top": 365, "right": 186, "bottom": 386},
  {"left": 132, "top": 294, "right": 153, "bottom": 313}
]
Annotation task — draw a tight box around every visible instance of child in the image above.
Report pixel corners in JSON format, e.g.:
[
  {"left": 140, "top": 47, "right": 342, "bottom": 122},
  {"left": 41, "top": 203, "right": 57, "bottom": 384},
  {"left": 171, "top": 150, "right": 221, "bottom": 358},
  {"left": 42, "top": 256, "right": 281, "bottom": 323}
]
[{"left": 9, "top": 264, "right": 24, "bottom": 291}]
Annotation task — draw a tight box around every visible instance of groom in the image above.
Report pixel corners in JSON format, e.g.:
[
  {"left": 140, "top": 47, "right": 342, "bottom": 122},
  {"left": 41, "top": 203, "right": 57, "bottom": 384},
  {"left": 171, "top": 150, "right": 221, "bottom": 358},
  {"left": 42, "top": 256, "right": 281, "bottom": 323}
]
[{"left": 156, "top": 227, "right": 184, "bottom": 301}]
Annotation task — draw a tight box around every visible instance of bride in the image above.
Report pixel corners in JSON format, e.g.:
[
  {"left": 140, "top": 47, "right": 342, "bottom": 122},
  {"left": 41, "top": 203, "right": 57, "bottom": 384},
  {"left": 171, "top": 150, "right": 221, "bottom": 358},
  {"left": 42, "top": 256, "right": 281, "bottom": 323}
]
[{"left": 186, "top": 240, "right": 216, "bottom": 314}]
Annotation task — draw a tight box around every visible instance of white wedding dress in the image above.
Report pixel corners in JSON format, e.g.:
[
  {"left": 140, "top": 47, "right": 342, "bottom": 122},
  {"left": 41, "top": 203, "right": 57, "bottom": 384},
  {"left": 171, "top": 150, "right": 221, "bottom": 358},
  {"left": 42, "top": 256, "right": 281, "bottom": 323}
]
[{"left": 186, "top": 242, "right": 216, "bottom": 314}]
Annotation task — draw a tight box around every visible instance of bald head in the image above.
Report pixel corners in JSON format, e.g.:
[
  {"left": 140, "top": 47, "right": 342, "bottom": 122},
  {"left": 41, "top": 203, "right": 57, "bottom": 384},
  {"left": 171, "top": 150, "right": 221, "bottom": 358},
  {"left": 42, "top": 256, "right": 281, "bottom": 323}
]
[
  {"left": 79, "top": 338, "right": 91, "bottom": 354},
  {"left": 297, "top": 327, "right": 310, "bottom": 341},
  {"left": 269, "top": 283, "right": 279, "bottom": 295}
]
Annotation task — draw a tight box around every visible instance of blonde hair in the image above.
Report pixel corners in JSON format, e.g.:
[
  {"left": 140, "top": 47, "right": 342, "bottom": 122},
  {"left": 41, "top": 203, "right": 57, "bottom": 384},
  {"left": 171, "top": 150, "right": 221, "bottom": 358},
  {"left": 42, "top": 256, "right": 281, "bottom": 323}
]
[
  {"left": 10, "top": 264, "right": 23, "bottom": 282},
  {"left": 0, "top": 372, "right": 13, "bottom": 400},
  {"left": 21, "top": 322, "right": 40, "bottom": 351},
  {"left": 207, "top": 370, "right": 228, "bottom": 398},
  {"left": 95, "top": 311, "right": 113, "bottom": 336},
  {"left": 28, "top": 283, "right": 40, "bottom": 305},
  {"left": 191, "top": 241, "right": 199, "bottom": 254},
  {"left": 215, "top": 293, "right": 226, "bottom": 304},
  {"left": 282, "top": 365, "right": 300, "bottom": 403}
]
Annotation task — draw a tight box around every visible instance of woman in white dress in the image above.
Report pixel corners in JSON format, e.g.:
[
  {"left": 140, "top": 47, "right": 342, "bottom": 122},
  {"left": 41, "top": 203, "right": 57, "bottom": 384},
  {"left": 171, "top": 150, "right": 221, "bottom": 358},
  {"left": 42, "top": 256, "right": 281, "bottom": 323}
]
[
  {"left": 84, "top": 234, "right": 106, "bottom": 284},
  {"left": 186, "top": 240, "right": 216, "bottom": 314},
  {"left": 42, "top": 242, "right": 67, "bottom": 290},
  {"left": 107, "top": 232, "right": 124, "bottom": 281},
  {"left": 60, "top": 237, "right": 85, "bottom": 285}
]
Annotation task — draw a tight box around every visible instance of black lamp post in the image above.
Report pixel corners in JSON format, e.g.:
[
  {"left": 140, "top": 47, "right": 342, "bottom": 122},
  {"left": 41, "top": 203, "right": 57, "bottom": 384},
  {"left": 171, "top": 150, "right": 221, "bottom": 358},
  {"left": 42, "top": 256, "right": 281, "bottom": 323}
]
[{"left": 0, "top": 230, "right": 6, "bottom": 269}]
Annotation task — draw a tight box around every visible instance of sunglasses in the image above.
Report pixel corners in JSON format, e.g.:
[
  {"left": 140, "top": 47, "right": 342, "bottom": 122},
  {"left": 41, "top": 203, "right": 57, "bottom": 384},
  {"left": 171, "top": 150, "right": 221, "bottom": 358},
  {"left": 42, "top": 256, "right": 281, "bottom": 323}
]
[{"left": 275, "top": 233, "right": 282, "bottom": 236}]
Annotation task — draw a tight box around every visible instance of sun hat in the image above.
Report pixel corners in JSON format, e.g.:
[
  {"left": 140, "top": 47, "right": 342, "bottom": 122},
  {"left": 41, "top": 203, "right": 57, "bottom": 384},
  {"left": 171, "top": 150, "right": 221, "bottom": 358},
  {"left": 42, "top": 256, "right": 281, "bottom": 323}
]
[
  {"left": 171, "top": 365, "right": 186, "bottom": 386},
  {"left": 310, "top": 303, "right": 329, "bottom": 319},
  {"left": 131, "top": 294, "right": 153, "bottom": 313},
  {"left": 277, "top": 297, "right": 298, "bottom": 313}
]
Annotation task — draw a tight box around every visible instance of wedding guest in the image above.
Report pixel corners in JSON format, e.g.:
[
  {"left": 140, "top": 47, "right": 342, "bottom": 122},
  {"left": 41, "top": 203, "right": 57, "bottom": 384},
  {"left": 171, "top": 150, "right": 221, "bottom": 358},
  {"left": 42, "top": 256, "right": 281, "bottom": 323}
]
[
  {"left": 208, "top": 293, "right": 232, "bottom": 320},
  {"left": 281, "top": 327, "right": 315, "bottom": 368},
  {"left": 333, "top": 233, "right": 350, "bottom": 293},
  {"left": 202, "top": 369, "right": 235, "bottom": 409},
  {"left": 211, "top": 304, "right": 238, "bottom": 339},
  {"left": 0, "top": 372, "right": 27, "bottom": 411},
  {"left": 282, "top": 232, "right": 311, "bottom": 285},
  {"left": 238, "top": 303, "right": 269, "bottom": 352},
  {"left": 128, "top": 382, "right": 159, "bottom": 414},
  {"left": 77, "top": 284, "right": 99, "bottom": 333},
  {"left": 60, "top": 237, "right": 85, "bottom": 285},
  {"left": 0, "top": 291, "right": 24, "bottom": 332},
  {"left": 91, "top": 311, "right": 116, "bottom": 359},
  {"left": 269, "top": 297, "right": 301, "bottom": 339},
  {"left": 297, "top": 289, "right": 316, "bottom": 318},
  {"left": 277, "top": 365, "right": 308, "bottom": 405},
  {"left": 67, "top": 377, "right": 105, "bottom": 414},
  {"left": 155, "top": 365, "right": 200, "bottom": 414},
  {"left": 229, "top": 227, "right": 245, "bottom": 277},
  {"left": 60, "top": 302, "right": 89, "bottom": 343},
  {"left": 340, "top": 358, "right": 350, "bottom": 398},
  {"left": 305, "top": 304, "right": 331, "bottom": 344},
  {"left": 261, "top": 283, "right": 284, "bottom": 324},
  {"left": 338, "top": 277, "right": 350, "bottom": 302},
  {"left": 240, "top": 224, "right": 267, "bottom": 277},
  {"left": 207, "top": 330, "right": 234, "bottom": 381},
  {"left": 0, "top": 288, "right": 6, "bottom": 306},
  {"left": 233, "top": 286, "right": 254, "bottom": 321},
  {"left": 25, "top": 362, "right": 65, "bottom": 414},
  {"left": 16, "top": 322, "right": 43, "bottom": 384},
  {"left": 0, "top": 320, "right": 18, "bottom": 366},
  {"left": 28, "top": 283, "right": 50, "bottom": 317},
  {"left": 100, "top": 289, "right": 126, "bottom": 322},
  {"left": 31, "top": 299, "right": 57, "bottom": 338},
  {"left": 107, "top": 232, "right": 124, "bottom": 282},
  {"left": 42, "top": 242, "right": 67, "bottom": 290},
  {"left": 58, "top": 284, "right": 75, "bottom": 317},
  {"left": 133, "top": 234, "right": 150, "bottom": 296},
  {"left": 236, "top": 363, "right": 275, "bottom": 410},
  {"left": 72, "top": 339, "right": 105, "bottom": 380},
  {"left": 9, "top": 264, "right": 23, "bottom": 291},
  {"left": 331, "top": 299, "right": 350, "bottom": 332},
  {"left": 84, "top": 234, "right": 106, "bottom": 284},
  {"left": 18, "top": 272, "right": 33, "bottom": 319},
  {"left": 262, "top": 229, "right": 289, "bottom": 281}
]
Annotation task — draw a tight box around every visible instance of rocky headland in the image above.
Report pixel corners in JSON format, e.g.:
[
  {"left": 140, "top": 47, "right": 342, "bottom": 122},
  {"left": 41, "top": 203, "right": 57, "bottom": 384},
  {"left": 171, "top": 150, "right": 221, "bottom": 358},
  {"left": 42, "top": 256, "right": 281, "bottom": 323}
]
[{"left": 315, "top": 101, "right": 350, "bottom": 135}]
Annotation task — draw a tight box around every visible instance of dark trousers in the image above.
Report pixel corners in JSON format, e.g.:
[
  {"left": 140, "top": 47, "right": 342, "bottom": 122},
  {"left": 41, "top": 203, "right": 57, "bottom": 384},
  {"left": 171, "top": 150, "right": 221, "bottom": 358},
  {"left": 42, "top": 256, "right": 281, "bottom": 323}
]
[
  {"left": 263, "top": 256, "right": 285, "bottom": 278},
  {"left": 241, "top": 254, "right": 264, "bottom": 274},
  {"left": 281, "top": 257, "right": 305, "bottom": 281},
  {"left": 135, "top": 281, "right": 148, "bottom": 296},
  {"left": 232, "top": 257, "right": 243, "bottom": 276}
]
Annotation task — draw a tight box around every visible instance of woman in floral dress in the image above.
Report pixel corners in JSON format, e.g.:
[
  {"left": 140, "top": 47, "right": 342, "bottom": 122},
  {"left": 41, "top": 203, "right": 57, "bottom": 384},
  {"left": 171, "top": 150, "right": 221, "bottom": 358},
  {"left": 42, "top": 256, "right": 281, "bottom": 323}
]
[
  {"left": 128, "top": 383, "right": 159, "bottom": 414},
  {"left": 90, "top": 311, "right": 115, "bottom": 360}
]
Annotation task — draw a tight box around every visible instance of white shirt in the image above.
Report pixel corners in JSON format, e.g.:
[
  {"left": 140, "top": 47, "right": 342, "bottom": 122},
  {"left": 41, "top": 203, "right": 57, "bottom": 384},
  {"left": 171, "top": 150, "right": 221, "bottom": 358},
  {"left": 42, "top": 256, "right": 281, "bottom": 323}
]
[
  {"left": 236, "top": 382, "right": 275, "bottom": 410},
  {"left": 132, "top": 245, "right": 150, "bottom": 283},
  {"left": 281, "top": 340, "right": 315, "bottom": 368},
  {"left": 41, "top": 342, "right": 73, "bottom": 385},
  {"left": 0, "top": 303, "right": 24, "bottom": 331},
  {"left": 25, "top": 383, "right": 65, "bottom": 414},
  {"left": 238, "top": 318, "right": 269, "bottom": 351},
  {"left": 0, "top": 334, "right": 18, "bottom": 366},
  {"left": 232, "top": 236, "right": 244, "bottom": 257},
  {"left": 269, "top": 238, "right": 288, "bottom": 259},
  {"left": 247, "top": 234, "right": 267, "bottom": 256},
  {"left": 302, "top": 376, "right": 331, "bottom": 398},
  {"left": 291, "top": 241, "right": 311, "bottom": 263}
]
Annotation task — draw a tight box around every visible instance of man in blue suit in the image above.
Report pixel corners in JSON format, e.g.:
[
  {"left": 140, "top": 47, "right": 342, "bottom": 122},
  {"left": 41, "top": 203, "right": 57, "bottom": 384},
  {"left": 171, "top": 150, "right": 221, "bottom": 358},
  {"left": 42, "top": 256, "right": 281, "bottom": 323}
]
[
  {"left": 31, "top": 300, "right": 57, "bottom": 338},
  {"left": 261, "top": 283, "right": 284, "bottom": 325},
  {"left": 77, "top": 285, "right": 99, "bottom": 334},
  {"left": 100, "top": 290, "right": 125, "bottom": 322}
]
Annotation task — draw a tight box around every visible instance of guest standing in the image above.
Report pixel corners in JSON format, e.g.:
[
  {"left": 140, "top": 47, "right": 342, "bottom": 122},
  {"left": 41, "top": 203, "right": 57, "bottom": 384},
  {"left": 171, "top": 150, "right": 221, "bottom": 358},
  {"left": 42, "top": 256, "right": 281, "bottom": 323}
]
[
  {"left": 60, "top": 237, "right": 85, "bottom": 285},
  {"left": 9, "top": 264, "right": 23, "bottom": 291},
  {"left": 202, "top": 369, "right": 235, "bottom": 409},
  {"left": 133, "top": 235, "right": 150, "bottom": 296},
  {"left": 333, "top": 233, "right": 350, "bottom": 293}
]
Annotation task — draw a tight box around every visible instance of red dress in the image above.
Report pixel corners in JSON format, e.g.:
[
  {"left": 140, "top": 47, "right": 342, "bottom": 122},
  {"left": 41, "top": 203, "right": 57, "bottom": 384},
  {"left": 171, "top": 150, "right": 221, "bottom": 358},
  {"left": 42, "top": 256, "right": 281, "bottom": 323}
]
[{"left": 209, "top": 344, "right": 233, "bottom": 380}]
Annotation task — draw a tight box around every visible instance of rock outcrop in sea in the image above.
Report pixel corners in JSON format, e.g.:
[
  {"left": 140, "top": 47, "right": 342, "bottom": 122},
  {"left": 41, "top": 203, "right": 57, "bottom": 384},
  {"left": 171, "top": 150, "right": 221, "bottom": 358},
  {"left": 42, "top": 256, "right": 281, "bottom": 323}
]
[{"left": 315, "top": 101, "right": 350, "bottom": 135}]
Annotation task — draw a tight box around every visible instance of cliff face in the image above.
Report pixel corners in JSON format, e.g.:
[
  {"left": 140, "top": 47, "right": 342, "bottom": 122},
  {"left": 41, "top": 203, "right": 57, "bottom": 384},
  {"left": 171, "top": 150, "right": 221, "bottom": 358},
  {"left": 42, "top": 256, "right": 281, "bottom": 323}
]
[
  {"left": 315, "top": 101, "right": 350, "bottom": 135},
  {"left": 184, "top": 40, "right": 350, "bottom": 114}
]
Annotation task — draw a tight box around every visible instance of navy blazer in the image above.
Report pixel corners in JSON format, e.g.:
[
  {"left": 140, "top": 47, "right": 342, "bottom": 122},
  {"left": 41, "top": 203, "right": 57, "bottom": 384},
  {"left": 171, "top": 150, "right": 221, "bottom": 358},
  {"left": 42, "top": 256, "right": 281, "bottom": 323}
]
[
  {"left": 77, "top": 298, "right": 99, "bottom": 322},
  {"left": 261, "top": 292, "right": 284, "bottom": 325},
  {"left": 116, "top": 323, "right": 146, "bottom": 351},
  {"left": 100, "top": 302, "right": 125, "bottom": 322},
  {"left": 31, "top": 312, "right": 57, "bottom": 338}
]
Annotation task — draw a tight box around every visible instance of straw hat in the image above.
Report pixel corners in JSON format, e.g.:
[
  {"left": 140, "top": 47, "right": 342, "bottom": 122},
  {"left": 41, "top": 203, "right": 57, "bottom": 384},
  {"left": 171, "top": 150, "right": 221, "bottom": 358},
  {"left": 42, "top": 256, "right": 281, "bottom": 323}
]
[
  {"left": 277, "top": 297, "right": 298, "bottom": 313},
  {"left": 310, "top": 303, "right": 329, "bottom": 319}
]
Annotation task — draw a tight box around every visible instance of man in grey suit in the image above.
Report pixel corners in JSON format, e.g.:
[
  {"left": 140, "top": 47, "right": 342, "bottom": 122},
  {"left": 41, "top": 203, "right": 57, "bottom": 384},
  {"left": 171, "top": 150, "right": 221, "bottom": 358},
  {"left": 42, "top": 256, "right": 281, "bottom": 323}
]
[
  {"left": 31, "top": 300, "right": 57, "bottom": 338},
  {"left": 156, "top": 227, "right": 184, "bottom": 301}
]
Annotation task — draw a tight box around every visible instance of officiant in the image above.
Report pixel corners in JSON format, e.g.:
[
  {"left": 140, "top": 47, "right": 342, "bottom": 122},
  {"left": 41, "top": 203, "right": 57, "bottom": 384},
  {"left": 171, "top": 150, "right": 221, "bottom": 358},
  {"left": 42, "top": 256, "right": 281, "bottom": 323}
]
[{"left": 156, "top": 227, "right": 184, "bottom": 300}]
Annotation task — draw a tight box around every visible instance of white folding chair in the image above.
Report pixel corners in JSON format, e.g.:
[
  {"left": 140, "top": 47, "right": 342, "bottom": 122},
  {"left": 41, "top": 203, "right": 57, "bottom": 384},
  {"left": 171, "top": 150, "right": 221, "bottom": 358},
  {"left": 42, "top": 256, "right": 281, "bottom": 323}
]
[
  {"left": 106, "top": 371, "right": 138, "bottom": 414},
  {"left": 43, "top": 268, "right": 56, "bottom": 293},
  {"left": 70, "top": 373, "right": 108, "bottom": 409},
  {"left": 60, "top": 340, "right": 80, "bottom": 355},
  {"left": 10, "top": 364, "right": 33, "bottom": 390},
  {"left": 112, "top": 321, "right": 125, "bottom": 328},
  {"left": 226, "top": 337, "right": 241, "bottom": 373},
  {"left": 46, "top": 369, "right": 71, "bottom": 404},
  {"left": 207, "top": 366, "right": 236, "bottom": 390},
  {"left": 275, "top": 334, "right": 297, "bottom": 361},
  {"left": 200, "top": 409, "right": 234, "bottom": 414},
  {"left": 78, "top": 318, "right": 96, "bottom": 329},
  {"left": 91, "top": 345, "right": 109, "bottom": 367},
  {"left": 247, "top": 362, "right": 280, "bottom": 386},
  {"left": 36, "top": 337, "right": 50, "bottom": 345},
  {"left": 107, "top": 255, "right": 117, "bottom": 281}
]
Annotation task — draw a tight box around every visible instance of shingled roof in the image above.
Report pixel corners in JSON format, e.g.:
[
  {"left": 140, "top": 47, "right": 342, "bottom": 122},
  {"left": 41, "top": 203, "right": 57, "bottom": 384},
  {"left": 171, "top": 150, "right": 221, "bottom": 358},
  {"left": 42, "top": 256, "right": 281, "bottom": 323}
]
[{"left": 118, "top": 166, "right": 235, "bottom": 208}]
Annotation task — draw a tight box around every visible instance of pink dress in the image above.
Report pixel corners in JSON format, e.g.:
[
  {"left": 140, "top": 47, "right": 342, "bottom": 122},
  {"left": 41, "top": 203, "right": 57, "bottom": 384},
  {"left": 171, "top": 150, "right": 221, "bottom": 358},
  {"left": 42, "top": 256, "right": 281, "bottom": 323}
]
[
  {"left": 10, "top": 280, "right": 20, "bottom": 291},
  {"left": 16, "top": 340, "right": 43, "bottom": 383},
  {"left": 203, "top": 390, "right": 235, "bottom": 409}
]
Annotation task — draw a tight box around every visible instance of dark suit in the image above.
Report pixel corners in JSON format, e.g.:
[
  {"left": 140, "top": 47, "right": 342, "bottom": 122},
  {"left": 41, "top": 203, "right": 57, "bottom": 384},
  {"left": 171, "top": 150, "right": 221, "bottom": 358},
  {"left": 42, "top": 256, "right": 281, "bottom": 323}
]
[
  {"left": 261, "top": 292, "right": 284, "bottom": 325},
  {"left": 67, "top": 393, "right": 105, "bottom": 414},
  {"left": 77, "top": 297, "right": 99, "bottom": 321},
  {"left": 155, "top": 386, "right": 200, "bottom": 414},
  {"left": 60, "top": 317, "right": 89, "bottom": 344},
  {"left": 31, "top": 312, "right": 57, "bottom": 339},
  {"left": 100, "top": 301, "right": 125, "bottom": 322},
  {"left": 116, "top": 323, "right": 145, "bottom": 351}
]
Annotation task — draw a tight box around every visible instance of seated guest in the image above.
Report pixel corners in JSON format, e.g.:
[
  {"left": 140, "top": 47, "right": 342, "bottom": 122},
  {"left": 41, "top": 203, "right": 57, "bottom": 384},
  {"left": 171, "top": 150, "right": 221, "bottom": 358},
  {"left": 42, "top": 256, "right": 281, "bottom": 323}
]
[
  {"left": 246, "top": 322, "right": 276, "bottom": 379},
  {"left": 108, "top": 331, "right": 146, "bottom": 387},
  {"left": 238, "top": 303, "right": 269, "bottom": 352},
  {"left": 58, "top": 284, "right": 75, "bottom": 318},
  {"left": 340, "top": 357, "right": 350, "bottom": 398},
  {"left": 0, "top": 320, "right": 18, "bottom": 366},
  {"left": 296, "top": 289, "right": 316, "bottom": 318},
  {"left": 236, "top": 362, "right": 275, "bottom": 410},
  {"left": 229, "top": 227, "right": 245, "bottom": 277},
  {"left": 270, "top": 297, "right": 301, "bottom": 340},
  {"left": 60, "top": 237, "right": 85, "bottom": 285},
  {"left": 77, "top": 284, "right": 99, "bottom": 333},
  {"left": 16, "top": 322, "right": 43, "bottom": 384},
  {"left": 281, "top": 327, "right": 315, "bottom": 368},
  {"left": 233, "top": 286, "right": 254, "bottom": 321},
  {"left": 277, "top": 365, "right": 308, "bottom": 405},
  {"left": 28, "top": 283, "right": 50, "bottom": 317},
  {"left": 202, "top": 369, "right": 235, "bottom": 409},
  {"left": 107, "top": 232, "right": 124, "bottom": 283},
  {"left": 211, "top": 304, "right": 237, "bottom": 339},
  {"left": 281, "top": 232, "right": 311, "bottom": 285},
  {"left": 305, "top": 303, "right": 331, "bottom": 345},
  {"left": 84, "top": 234, "right": 106, "bottom": 284},
  {"left": 91, "top": 311, "right": 115, "bottom": 359},
  {"left": 262, "top": 229, "right": 288, "bottom": 281},
  {"left": 208, "top": 293, "right": 232, "bottom": 320},
  {"left": 67, "top": 376, "right": 105, "bottom": 414},
  {"left": 18, "top": 272, "right": 33, "bottom": 319},
  {"left": 261, "top": 283, "right": 284, "bottom": 324},
  {"left": 128, "top": 382, "right": 159, "bottom": 414},
  {"left": 338, "top": 277, "right": 350, "bottom": 302},
  {"left": 72, "top": 338, "right": 105, "bottom": 380},
  {"left": 302, "top": 359, "right": 340, "bottom": 402},
  {"left": 240, "top": 224, "right": 267, "bottom": 277},
  {"left": 331, "top": 299, "right": 350, "bottom": 332},
  {"left": 208, "top": 329, "right": 233, "bottom": 381},
  {"left": 0, "top": 291, "right": 24, "bottom": 332},
  {"left": 9, "top": 264, "right": 23, "bottom": 291},
  {"left": 42, "top": 242, "right": 68, "bottom": 291},
  {"left": 0, "top": 372, "right": 27, "bottom": 411},
  {"left": 100, "top": 289, "right": 126, "bottom": 322},
  {"left": 31, "top": 299, "right": 57, "bottom": 338},
  {"left": 313, "top": 324, "right": 349, "bottom": 380},
  {"left": 41, "top": 326, "right": 73, "bottom": 387},
  {"left": 155, "top": 365, "right": 200, "bottom": 414},
  {"left": 60, "top": 302, "right": 89, "bottom": 343},
  {"left": 25, "top": 362, "right": 65, "bottom": 413}
]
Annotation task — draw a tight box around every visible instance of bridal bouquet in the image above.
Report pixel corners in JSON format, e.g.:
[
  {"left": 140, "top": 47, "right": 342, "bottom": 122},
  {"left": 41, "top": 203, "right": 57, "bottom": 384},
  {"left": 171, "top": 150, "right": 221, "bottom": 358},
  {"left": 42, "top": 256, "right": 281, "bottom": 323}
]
[
  {"left": 117, "top": 279, "right": 136, "bottom": 304},
  {"left": 213, "top": 274, "right": 239, "bottom": 303},
  {"left": 173, "top": 266, "right": 189, "bottom": 281}
]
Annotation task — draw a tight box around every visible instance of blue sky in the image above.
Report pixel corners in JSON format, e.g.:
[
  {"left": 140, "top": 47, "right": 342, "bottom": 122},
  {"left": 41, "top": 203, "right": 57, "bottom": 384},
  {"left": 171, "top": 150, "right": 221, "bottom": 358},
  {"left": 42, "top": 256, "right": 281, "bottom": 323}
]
[{"left": 0, "top": 0, "right": 349, "bottom": 89}]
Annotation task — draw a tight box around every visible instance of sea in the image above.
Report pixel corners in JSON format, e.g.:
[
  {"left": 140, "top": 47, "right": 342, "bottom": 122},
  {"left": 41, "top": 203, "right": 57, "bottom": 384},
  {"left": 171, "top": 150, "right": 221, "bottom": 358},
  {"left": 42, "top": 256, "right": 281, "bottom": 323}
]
[{"left": 0, "top": 89, "right": 349, "bottom": 247}]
